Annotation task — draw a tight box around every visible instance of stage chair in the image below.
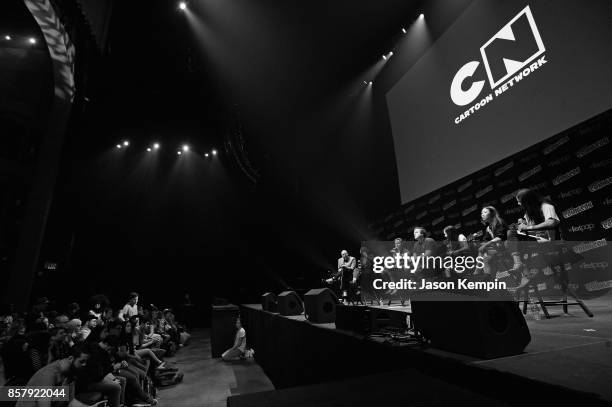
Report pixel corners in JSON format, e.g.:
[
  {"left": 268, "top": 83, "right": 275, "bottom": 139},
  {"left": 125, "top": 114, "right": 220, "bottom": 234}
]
[{"left": 514, "top": 241, "right": 593, "bottom": 318}]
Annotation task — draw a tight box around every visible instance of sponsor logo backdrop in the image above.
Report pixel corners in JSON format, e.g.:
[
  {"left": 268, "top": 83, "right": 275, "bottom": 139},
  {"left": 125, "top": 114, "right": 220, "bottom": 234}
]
[{"left": 372, "top": 109, "right": 612, "bottom": 298}]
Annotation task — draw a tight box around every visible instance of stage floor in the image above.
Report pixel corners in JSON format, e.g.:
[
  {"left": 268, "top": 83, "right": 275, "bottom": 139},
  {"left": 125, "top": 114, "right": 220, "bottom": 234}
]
[{"left": 242, "top": 290, "right": 612, "bottom": 403}]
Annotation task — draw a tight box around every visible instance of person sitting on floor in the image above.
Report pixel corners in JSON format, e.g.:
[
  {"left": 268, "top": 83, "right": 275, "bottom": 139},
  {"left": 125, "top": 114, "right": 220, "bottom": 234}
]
[{"left": 222, "top": 318, "right": 246, "bottom": 361}]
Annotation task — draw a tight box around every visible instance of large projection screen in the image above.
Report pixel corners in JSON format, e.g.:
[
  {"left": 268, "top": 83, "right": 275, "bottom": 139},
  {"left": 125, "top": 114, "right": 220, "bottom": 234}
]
[{"left": 386, "top": 0, "right": 612, "bottom": 204}]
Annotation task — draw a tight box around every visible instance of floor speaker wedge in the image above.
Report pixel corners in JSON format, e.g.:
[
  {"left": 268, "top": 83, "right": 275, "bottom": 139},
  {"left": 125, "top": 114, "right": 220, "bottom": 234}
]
[
  {"left": 411, "top": 296, "right": 531, "bottom": 359},
  {"left": 262, "top": 292, "right": 278, "bottom": 312},
  {"left": 304, "top": 288, "right": 338, "bottom": 323},
  {"left": 277, "top": 291, "right": 303, "bottom": 316}
]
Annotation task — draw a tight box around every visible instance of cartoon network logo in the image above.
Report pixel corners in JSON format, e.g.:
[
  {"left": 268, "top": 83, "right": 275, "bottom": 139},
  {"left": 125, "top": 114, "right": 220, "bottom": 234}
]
[{"left": 451, "top": 6, "right": 547, "bottom": 124}]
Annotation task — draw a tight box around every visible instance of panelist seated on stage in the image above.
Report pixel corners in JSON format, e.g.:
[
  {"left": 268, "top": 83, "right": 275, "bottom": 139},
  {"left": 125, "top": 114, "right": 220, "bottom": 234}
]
[
  {"left": 513, "top": 188, "right": 561, "bottom": 241},
  {"left": 477, "top": 206, "right": 508, "bottom": 280},
  {"left": 506, "top": 188, "right": 563, "bottom": 285},
  {"left": 442, "top": 225, "right": 472, "bottom": 277},
  {"left": 411, "top": 226, "right": 439, "bottom": 276},
  {"left": 390, "top": 237, "right": 409, "bottom": 256}
]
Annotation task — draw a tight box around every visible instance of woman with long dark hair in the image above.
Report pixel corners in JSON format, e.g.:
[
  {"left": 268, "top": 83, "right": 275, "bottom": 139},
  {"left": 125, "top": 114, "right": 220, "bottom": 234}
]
[
  {"left": 505, "top": 188, "right": 562, "bottom": 282},
  {"left": 515, "top": 188, "right": 561, "bottom": 240},
  {"left": 478, "top": 206, "right": 508, "bottom": 279},
  {"left": 443, "top": 225, "right": 471, "bottom": 277}
]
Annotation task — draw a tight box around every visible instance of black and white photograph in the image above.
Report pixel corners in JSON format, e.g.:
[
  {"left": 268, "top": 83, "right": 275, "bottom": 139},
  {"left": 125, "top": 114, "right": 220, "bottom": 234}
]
[{"left": 1, "top": 0, "right": 612, "bottom": 406}]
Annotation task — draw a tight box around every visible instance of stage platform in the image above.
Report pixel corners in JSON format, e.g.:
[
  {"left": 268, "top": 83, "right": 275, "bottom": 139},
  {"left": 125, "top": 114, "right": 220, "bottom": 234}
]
[{"left": 233, "top": 292, "right": 612, "bottom": 406}]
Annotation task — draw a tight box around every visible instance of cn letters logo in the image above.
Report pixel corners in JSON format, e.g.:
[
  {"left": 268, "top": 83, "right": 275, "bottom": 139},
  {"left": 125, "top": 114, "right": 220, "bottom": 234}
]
[{"left": 450, "top": 6, "right": 546, "bottom": 111}]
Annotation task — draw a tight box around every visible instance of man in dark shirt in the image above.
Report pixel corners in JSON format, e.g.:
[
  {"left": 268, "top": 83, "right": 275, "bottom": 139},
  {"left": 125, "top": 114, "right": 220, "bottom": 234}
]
[
  {"left": 412, "top": 226, "right": 437, "bottom": 275},
  {"left": 15, "top": 346, "right": 104, "bottom": 407},
  {"left": 77, "top": 337, "right": 125, "bottom": 407}
]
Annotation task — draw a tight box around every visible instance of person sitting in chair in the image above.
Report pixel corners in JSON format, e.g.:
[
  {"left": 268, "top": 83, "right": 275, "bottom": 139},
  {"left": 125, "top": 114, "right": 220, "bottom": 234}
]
[
  {"left": 442, "top": 225, "right": 471, "bottom": 278},
  {"left": 507, "top": 188, "right": 562, "bottom": 286},
  {"left": 411, "top": 226, "right": 437, "bottom": 277},
  {"left": 478, "top": 206, "right": 508, "bottom": 281}
]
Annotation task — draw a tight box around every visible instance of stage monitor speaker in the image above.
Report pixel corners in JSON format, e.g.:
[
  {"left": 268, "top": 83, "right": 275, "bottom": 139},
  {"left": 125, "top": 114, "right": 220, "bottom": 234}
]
[
  {"left": 277, "top": 291, "right": 303, "bottom": 316},
  {"left": 369, "top": 307, "right": 409, "bottom": 333},
  {"left": 411, "top": 297, "right": 531, "bottom": 359},
  {"left": 335, "top": 305, "right": 370, "bottom": 335},
  {"left": 304, "top": 288, "right": 338, "bottom": 323},
  {"left": 261, "top": 292, "right": 278, "bottom": 312}
]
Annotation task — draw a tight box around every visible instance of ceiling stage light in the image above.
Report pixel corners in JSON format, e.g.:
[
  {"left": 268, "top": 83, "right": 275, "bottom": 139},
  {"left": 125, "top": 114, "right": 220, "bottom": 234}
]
[
  {"left": 177, "top": 151, "right": 182, "bottom": 155},
  {"left": 123, "top": 141, "right": 129, "bottom": 146},
  {"left": 147, "top": 148, "right": 152, "bottom": 152},
  {"left": 182, "top": 145, "right": 189, "bottom": 152},
  {"left": 205, "top": 153, "right": 209, "bottom": 157},
  {"left": 179, "top": 2, "right": 187, "bottom": 10},
  {"left": 28, "top": 37, "right": 36, "bottom": 44},
  {"left": 419, "top": 13, "right": 424, "bottom": 19},
  {"left": 153, "top": 143, "right": 160, "bottom": 150},
  {"left": 211, "top": 149, "right": 218, "bottom": 156},
  {"left": 116, "top": 144, "right": 122, "bottom": 149},
  {"left": 4, "top": 35, "right": 11, "bottom": 40},
  {"left": 401, "top": 28, "right": 407, "bottom": 34}
]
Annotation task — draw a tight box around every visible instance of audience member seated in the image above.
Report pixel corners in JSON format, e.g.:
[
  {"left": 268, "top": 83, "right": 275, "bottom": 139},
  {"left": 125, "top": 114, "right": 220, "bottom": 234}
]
[
  {"left": 119, "top": 293, "right": 140, "bottom": 322},
  {"left": 1, "top": 291, "right": 189, "bottom": 407},
  {"left": 14, "top": 345, "right": 106, "bottom": 407},
  {"left": 76, "top": 336, "right": 126, "bottom": 407}
]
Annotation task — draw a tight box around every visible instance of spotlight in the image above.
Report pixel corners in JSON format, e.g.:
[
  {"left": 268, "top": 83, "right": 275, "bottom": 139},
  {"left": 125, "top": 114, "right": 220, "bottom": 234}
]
[
  {"left": 28, "top": 37, "right": 36, "bottom": 44},
  {"left": 205, "top": 153, "right": 209, "bottom": 157},
  {"left": 179, "top": 2, "right": 187, "bottom": 10},
  {"left": 389, "top": 51, "right": 394, "bottom": 57},
  {"left": 123, "top": 141, "right": 129, "bottom": 146},
  {"left": 401, "top": 28, "right": 407, "bottom": 34},
  {"left": 363, "top": 80, "right": 368, "bottom": 85},
  {"left": 153, "top": 143, "right": 160, "bottom": 150},
  {"left": 382, "top": 55, "right": 387, "bottom": 60},
  {"left": 419, "top": 13, "right": 424, "bottom": 19},
  {"left": 147, "top": 148, "right": 152, "bottom": 152},
  {"left": 116, "top": 144, "right": 122, "bottom": 149},
  {"left": 368, "top": 81, "right": 373, "bottom": 86},
  {"left": 182, "top": 145, "right": 189, "bottom": 152},
  {"left": 4, "top": 35, "right": 11, "bottom": 40},
  {"left": 177, "top": 151, "right": 182, "bottom": 155},
  {"left": 212, "top": 149, "right": 218, "bottom": 156}
]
